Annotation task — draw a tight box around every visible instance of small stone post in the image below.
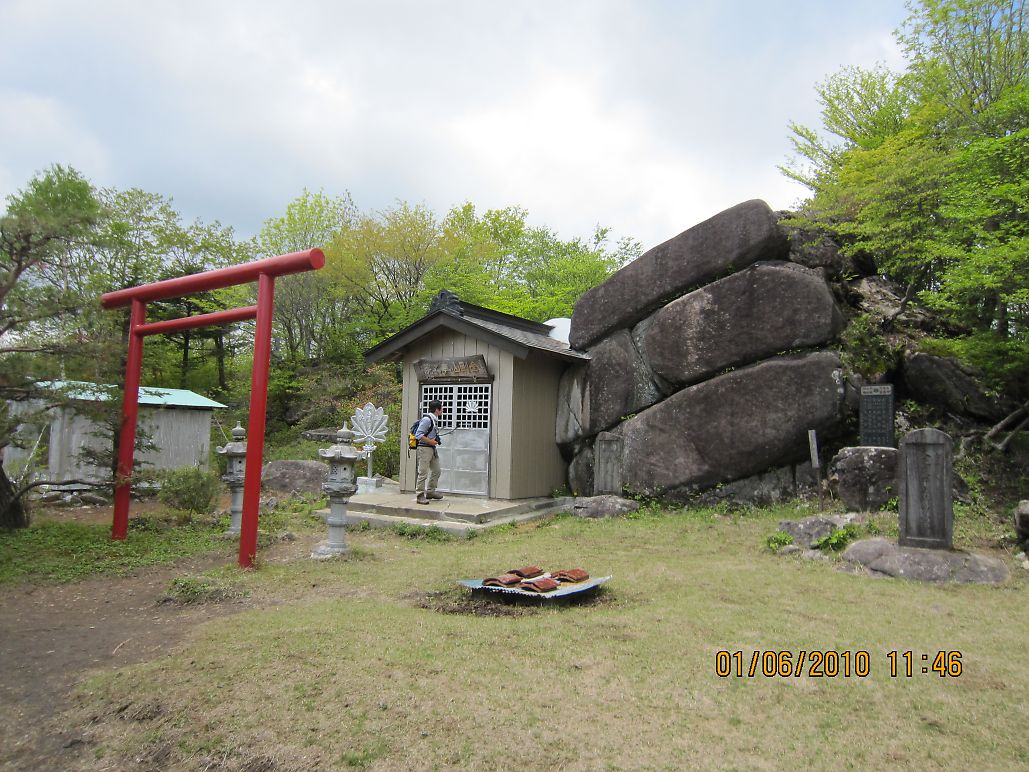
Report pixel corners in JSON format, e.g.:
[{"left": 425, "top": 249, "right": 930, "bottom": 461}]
[
  {"left": 216, "top": 423, "right": 247, "bottom": 535},
  {"left": 312, "top": 425, "right": 360, "bottom": 558},
  {"left": 350, "top": 402, "right": 389, "bottom": 496},
  {"left": 898, "top": 428, "right": 953, "bottom": 549},
  {"left": 593, "top": 432, "right": 624, "bottom": 495}
]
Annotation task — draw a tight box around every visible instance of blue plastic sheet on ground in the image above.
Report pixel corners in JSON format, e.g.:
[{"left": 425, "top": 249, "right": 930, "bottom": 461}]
[{"left": 457, "top": 575, "right": 612, "bottom": 598}]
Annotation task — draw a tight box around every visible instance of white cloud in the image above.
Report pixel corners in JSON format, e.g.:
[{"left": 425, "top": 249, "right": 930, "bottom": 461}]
[
  {"left": 0, "top": 89, "right": 111, "bottom": 195},
  {"left": 1, "top": 0, "right": 911, "bottom": 250}
]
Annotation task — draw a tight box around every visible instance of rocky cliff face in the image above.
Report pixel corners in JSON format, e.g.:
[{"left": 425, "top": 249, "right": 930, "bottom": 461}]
[{"left": 561, "top": 200, "right": 848, "bottom": 500}]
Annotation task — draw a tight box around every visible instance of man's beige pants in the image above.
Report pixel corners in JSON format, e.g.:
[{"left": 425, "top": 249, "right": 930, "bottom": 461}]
[{"left": 415, "top": 446, "right": 441, "bottom": 496}]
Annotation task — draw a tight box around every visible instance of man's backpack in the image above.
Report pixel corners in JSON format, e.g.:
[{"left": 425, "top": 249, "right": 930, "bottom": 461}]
[{"left": 408, "top": 414, "right": 438, "bottom": 450}]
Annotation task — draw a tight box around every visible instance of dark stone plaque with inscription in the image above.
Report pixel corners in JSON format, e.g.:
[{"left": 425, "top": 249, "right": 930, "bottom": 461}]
[
  {"left": 415, "top": 355, "right": 492, "bottom": 383},
  {"left": 860, "top": 384, "right": 894, "bottom": 447}
]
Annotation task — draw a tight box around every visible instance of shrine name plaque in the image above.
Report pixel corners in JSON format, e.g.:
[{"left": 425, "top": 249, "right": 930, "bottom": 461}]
[
  {"left": 860, "top": 384, "right": 895, "bottom": 447},
  {"left": 415, "top": 355, "right": 492, "bottom": 383}
]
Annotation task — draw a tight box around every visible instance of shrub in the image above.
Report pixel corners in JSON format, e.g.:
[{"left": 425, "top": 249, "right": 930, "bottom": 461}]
[
  {"left": 158, "top": 466, "right": 221, "bottom": 514},
  {"left": 811, "top": 523, "right": 862, "bottom": 552},
  {"left": 839, "top": 314, "right": 900, "bottom": 379},
  {"left": 765, "top": 531, "right": 794, "bottom": 551}
]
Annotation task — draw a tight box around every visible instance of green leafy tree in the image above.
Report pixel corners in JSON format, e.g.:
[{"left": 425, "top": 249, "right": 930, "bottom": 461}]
[
  {"left": 258, "top": 189, "right": 358, "bottom": 365},
  {"left": 0, "top": 166, "right": 101, "bottom": 526},
  {"left": 783, "top": 0, "right": 1029, "bottom": 397}
]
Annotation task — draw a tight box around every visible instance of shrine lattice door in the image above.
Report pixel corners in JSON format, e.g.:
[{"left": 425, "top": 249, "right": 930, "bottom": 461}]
[{"left": 419, "top": 383, "right": 491, "bottom": 495}]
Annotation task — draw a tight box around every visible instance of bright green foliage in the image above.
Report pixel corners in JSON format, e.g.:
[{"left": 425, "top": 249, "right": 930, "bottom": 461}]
[
  {"left": 765, "top": 530, "right": 795, "bottom": 551},
  {"left": 258, "top": 189, "right": 358, "bottom": 366},
  {"left": 782, "top": 65, "right": 912, "bottom": 189},
  {"left": 783, "top": 0, "right": 1029, "bottom": 397},
  {"left": 810, "top": 523, "right": 863, "bottom": 551},
  {"left": 899, "top": 0, "right": 1029, "bottom": 127},
  {"left": 840, "top": 314, "right": 903, "bottom": 378}
]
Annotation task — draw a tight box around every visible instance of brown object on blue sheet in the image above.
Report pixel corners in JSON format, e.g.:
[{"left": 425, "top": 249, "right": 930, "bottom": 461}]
[
  {"left": 517, "top": 576, "right": 560, "bottom": 593},
  {"left": 507, "top": 566, "right": 544, "bottom": 579},
  {"left": 482, "top": 573, "right": 521, "bottom": 587},
  {"left": 551, "top": 568, "right": 590, "bottom": 583}
]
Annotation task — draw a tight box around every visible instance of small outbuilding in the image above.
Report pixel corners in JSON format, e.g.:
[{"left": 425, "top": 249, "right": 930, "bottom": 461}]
[
  {"left": 3, "top": 380, "right": 226, "bottom": 485},
  {"left": 365, "top": 291, "right": 588, "bottom": 499}
]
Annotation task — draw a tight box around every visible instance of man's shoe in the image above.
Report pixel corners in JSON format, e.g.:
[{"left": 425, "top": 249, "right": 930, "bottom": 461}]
[
  {"left": 416, "top": 494, "right": 429, "bottom": 505},
  {"left": 427, "top": 492, "right": 444, "bottom": 500}
]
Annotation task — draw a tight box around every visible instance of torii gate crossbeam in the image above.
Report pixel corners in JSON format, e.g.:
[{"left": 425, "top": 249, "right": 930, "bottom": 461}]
[{"left": 101, "top": 249, "right": 325, "bottom": 567}]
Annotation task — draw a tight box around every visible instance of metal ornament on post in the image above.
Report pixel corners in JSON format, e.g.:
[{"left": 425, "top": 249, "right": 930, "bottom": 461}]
[
  {"left": 216, "top": 422, "right": 247, "bottom": 535},
  {"left": 350, "top": 402, "right": 389, "bottom": 495},
  {"left": 312, "top": 425, "right": 360, "bottom": 559}
]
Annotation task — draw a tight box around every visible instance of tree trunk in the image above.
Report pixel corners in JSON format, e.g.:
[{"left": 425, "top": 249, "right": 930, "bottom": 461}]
[
  {"left": 215, "top": 329, "right": 227, "bottom": 392},
  {"left": 180, "top": 330, "right": 191, "bottom": 388},
  {"left": 0, "top": 462, "right": 29, "bottom": 529}
]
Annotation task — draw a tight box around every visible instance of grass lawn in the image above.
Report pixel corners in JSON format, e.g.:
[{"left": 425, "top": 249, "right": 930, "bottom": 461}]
[
  {"left": 0, "top": 516, "right": 233, "bottom": 585},
  {"left": 68, "top": 502, "right": 1027, "bottom": 770}
]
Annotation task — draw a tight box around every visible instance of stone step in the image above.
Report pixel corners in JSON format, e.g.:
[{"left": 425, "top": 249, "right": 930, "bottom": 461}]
[
  {"left": 314, "top": 496, "right": 575, "bottom": 537},
  {"left": 342, "top": 507, "right": 555, "bottom": 537},
  {"left": 348, "top": 500, "right": 485, "bottom": 523},
  {"left": 335, "top": 495, "right": 575, "bottom": 525},
  {"left": 345, "top": 510, "right": 484, "bottom": 537}
]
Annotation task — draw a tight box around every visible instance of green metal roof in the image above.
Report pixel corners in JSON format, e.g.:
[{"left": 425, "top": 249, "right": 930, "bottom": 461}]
[{"left": 42, "top": 381, "right": 226, "bottom": 410}]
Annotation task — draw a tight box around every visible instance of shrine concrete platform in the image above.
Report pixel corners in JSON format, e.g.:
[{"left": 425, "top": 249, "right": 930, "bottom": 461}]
[{"left": 315, "top": 481, "right": 575, "bottom": 537}]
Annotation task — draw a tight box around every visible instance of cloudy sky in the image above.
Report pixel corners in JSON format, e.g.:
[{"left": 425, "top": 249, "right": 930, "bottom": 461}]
[{"left": 1, "top": 0, "right": 909, "bottom": 251}]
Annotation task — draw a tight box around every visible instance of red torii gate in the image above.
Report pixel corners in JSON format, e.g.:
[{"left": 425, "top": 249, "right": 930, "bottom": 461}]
[{"left": 101, "top": 249, "right": 325, "bottom": 567}]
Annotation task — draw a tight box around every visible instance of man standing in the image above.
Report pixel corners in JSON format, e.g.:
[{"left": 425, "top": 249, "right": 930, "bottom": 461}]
[{"left": 414, "top": 400, "right": 444, "bottom": 504}]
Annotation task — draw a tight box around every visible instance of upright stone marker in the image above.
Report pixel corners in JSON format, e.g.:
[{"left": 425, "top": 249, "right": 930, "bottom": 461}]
[
  {"left": 593, "top": 432, "right": 624, "bottom": 495},
  {"left": 860, "top": 384, "right": 895, "bottom": 447},
  {"left": 898, "top": 428, "right": 953, "bottom": 550},
  {"left": 350, "top": 402, "right": 389, "bottom": 495}
]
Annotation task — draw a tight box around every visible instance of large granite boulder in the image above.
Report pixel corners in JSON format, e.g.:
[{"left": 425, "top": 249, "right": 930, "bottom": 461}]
[
  {"left": 829, "top": 446, "right": 898, "bottom": 512},
  {"left": 619, "top": 352, "right": 845, "bottom": 497},
  {"left": 556, "top": 364, "right": 587, "bottom": 448},
  {"left": 262, "top": 460, "right": 329, "bottom": 496},
  {"left": 902, "top": 352, "right": 1003, "bottom": 420},
  {"left": 582, "top": 331, "right": 660, "bottom": 435},
  {"left": 569, "top": 200, "right": 787, "bottom": 349},
  {"left": 781, "top": 223, "right": 849, "bottom": 279},
  {"left": 687, "top": 463, "right": 819, "bottom": 507},
  {"left": 848, "top": 277, "right": 934, "bottom": 330},
  {"left": 641, "top": 262, "right": 843, "bottom": 388},
  {"left": 842, "top": 538, "right": 1009, "bottom": 584}
]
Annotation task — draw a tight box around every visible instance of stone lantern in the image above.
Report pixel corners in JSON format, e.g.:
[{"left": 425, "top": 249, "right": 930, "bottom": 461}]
[
  {"left": 216, "top": 422, "right": 247, "bottom": 535},
  {"left": 312, "top": 424, "right": 360, "bottom": 558}
]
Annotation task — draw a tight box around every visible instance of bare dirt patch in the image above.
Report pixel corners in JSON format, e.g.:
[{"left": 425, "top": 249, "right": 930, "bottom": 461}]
[
  {"left": 411, "top": 585, "right": 615, "bottom": 616},
  {"left": 0, "top": 502, "right": 316, "bottom": 771}
]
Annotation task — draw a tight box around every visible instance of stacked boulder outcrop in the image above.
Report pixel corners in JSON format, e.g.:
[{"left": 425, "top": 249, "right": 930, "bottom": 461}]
[{"left": 560, "top": 200, "right": 848, "bottom": 501}]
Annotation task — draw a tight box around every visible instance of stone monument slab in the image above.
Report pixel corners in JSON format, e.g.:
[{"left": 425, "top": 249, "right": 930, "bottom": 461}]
[
  {"left": 593, "top": 432, "right": 624, "bottom": 495},
  {"left": 898, "top": 428, "right": 952, "bottom": 550}
]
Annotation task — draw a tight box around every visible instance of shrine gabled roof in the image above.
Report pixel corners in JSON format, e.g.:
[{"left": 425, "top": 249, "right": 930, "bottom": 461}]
[{"left": 364, "top": 297, "right": 589, "bottom": 365}]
